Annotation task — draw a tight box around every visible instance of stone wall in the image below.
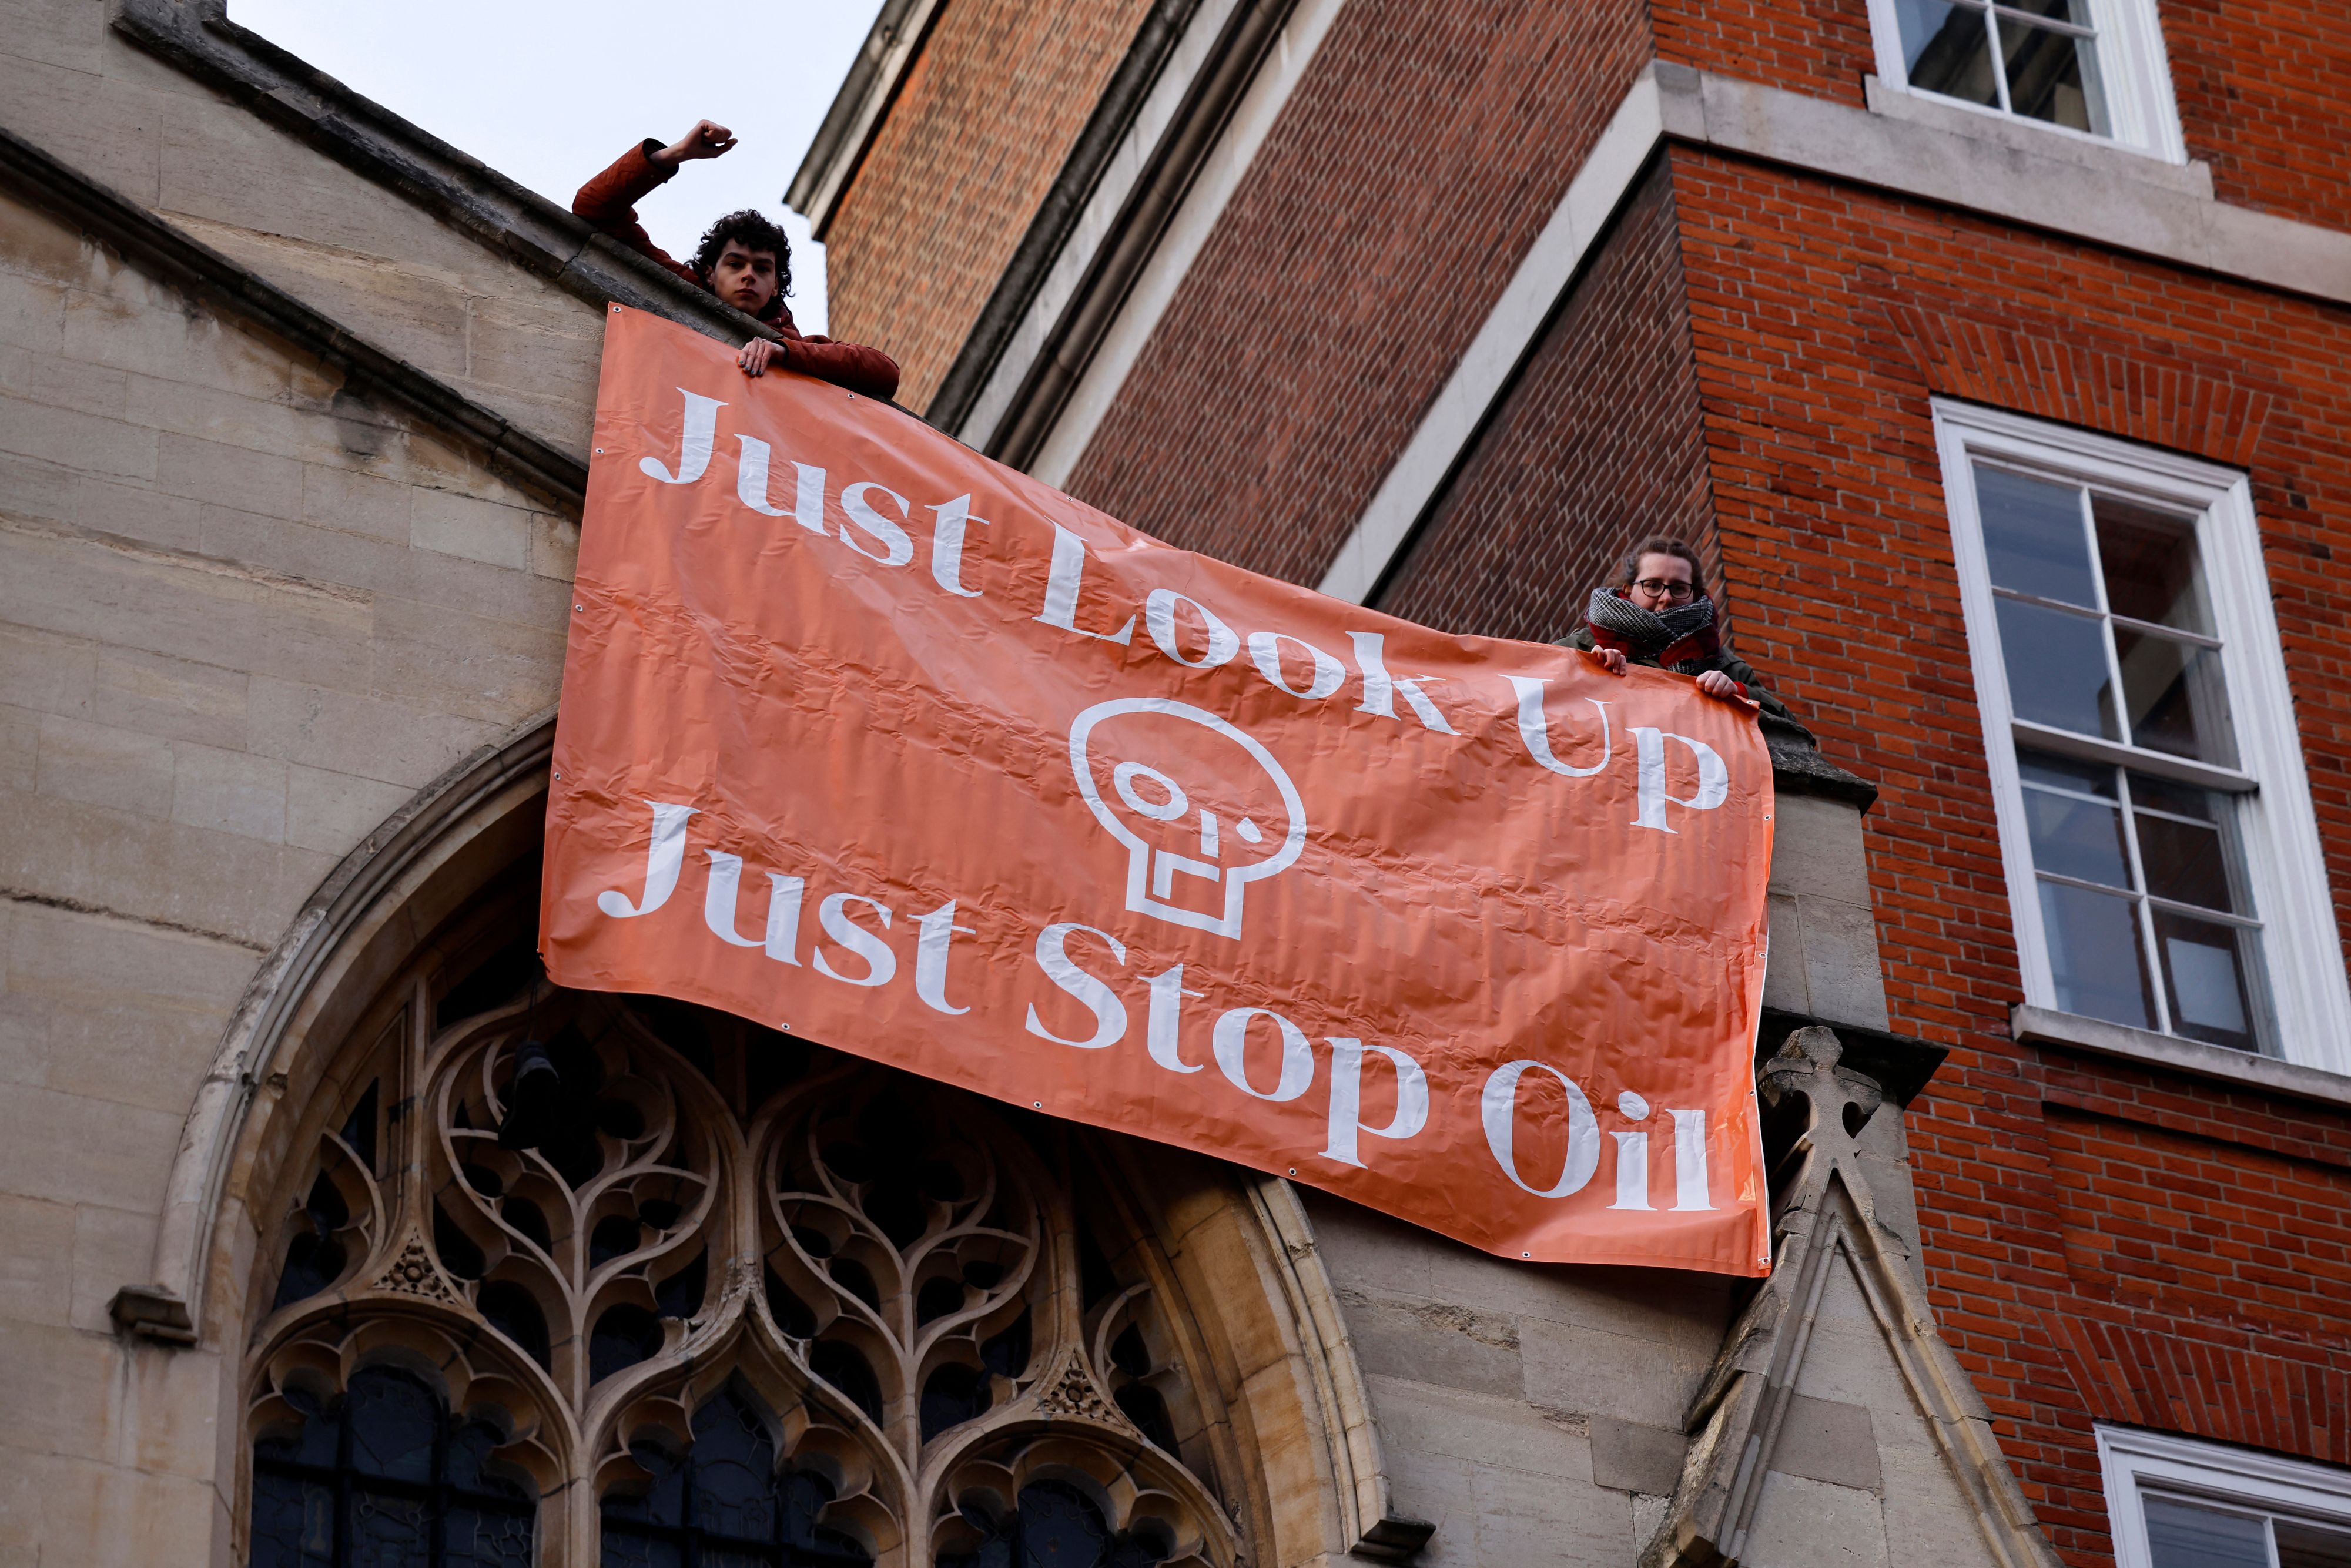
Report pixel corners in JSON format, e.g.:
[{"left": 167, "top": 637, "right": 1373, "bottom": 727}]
[{"left": 0, "top": 160, "right": 588, "bottom": 1561}]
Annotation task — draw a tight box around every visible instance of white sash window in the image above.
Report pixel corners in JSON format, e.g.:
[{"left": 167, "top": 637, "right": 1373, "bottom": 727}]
[
  {"left": 1866, "top": 0, "right": 2187, "bottom": 160},
  {"left": 2100, "top": 1426, "right": 2351, "bottom": 1568},
  {"left": 1935, "top": 402, "right": 2351, "bottom": 1072}
]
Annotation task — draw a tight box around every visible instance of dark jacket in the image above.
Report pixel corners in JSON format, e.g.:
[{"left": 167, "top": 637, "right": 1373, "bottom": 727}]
[
  {"left": 573, "top": 142, "right": 901, "bottom": 402},
  {"left": 1560, "top": 594, "right": 1801, "bottom": 726}
]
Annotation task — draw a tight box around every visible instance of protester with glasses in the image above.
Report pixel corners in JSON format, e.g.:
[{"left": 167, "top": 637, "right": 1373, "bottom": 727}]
[{"left": 1562, "top": 537, "right": 1797, "bottom": 722}]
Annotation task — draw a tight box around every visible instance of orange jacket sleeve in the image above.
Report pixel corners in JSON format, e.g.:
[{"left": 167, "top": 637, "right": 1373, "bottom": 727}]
[
  {"left": 771, "top": 329, "right": 902, "bottom": 403},
  {"left": 571, "top": 142, "right": 701, "bottom": 289}
]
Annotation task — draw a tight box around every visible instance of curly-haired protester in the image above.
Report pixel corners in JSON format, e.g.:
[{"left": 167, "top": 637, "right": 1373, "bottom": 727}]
[
  {"left": 573, "top": 120, "right": 900, "bottom": 400},
  {"left": 1561, "top": 537, "right": 1800, "bottom": 723}
]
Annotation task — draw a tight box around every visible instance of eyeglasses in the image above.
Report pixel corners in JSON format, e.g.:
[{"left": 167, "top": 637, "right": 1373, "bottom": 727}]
[{"left": 1630, "top": 578, "right": 1696, "bottom": 601}]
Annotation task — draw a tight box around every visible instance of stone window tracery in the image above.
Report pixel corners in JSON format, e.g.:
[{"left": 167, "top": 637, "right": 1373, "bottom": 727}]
[{"left": 244, "top": 946, "right": 1240, "bottom": 1568}]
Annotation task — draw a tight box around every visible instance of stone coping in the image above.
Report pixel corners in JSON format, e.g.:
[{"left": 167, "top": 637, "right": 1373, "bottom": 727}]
[{"left": 0, "top": 120, "right": 588, "bottom": 514}]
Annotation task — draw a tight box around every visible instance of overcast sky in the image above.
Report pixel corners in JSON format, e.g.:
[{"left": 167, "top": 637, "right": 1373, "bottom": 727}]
[{"left": 228, "top": 0, "right": 884, "bottom": 333}]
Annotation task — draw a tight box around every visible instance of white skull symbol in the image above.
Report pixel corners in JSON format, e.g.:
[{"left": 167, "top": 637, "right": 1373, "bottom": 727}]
[{"left": 1068, "top": 698, "right": 1307, "bottom": 939}]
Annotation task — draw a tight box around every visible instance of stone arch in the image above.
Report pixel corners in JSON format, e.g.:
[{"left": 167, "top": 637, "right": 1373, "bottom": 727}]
[{"left": 135, "top": 708, "right": 1414, "bottom": 1564}]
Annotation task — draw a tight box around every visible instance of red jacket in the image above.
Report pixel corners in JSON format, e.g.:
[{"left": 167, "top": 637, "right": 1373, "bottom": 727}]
[{"left": 572, "top": 142, "right": 900, "bottom": 402}]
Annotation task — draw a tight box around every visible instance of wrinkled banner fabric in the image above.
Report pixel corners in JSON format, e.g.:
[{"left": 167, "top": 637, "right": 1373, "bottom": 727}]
[{"left": 542, "top": 306, "right": 1775, "bottom": 1275}]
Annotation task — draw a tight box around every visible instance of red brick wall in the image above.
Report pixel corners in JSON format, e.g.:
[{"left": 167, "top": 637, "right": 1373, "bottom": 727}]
[
  {"left": 820, "top": 0, "right": 1158, "bottom": 413},
  {"left": 2161, "top": 0, "right": 2351, "bottom": 233},
  {"left": 1649, "top": 0, "right": 2351, "bottom": 233},
  {"left": 1061, "top": 0, "right": 1658, "bottom": 587},
  {"left": 1652, "top": 0, "right": 1875, "bottom": 110},
  {"left": 1374, "top": 160, "right": 1716, "bottom": 646},
  {"left": 1666, "top": 144, "right": 2351, "bottom": 1563}
]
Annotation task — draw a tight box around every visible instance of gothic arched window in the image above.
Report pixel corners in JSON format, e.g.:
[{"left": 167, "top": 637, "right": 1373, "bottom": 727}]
[
  {"left": 250, "top": 1366, "right": 535, "bottom": 1568},
  {"left": 602, "top": 1385, "right": 870, "bottom": 1567},
  {"left": 245, "top": 907, "right": 1243, "bottom": 1567}
]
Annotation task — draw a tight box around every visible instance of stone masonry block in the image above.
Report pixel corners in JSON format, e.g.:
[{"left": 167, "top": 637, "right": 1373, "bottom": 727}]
[
  {"left": 283, "top": 762, "right": 414, "bottom": 856},
  {"left": 1342, "top": 1292, "right": 1525, "bottom": 1400},
  {"left": 0, "top": 624, "right": 95, "bottom": 721},
  {"left": 0, "top": 704, "right": 36, "bottom": 795},
  {"left": 1763, "top": 793, "right": 1874, "bottom": 906},
  {"left": 169, "top": 740, "right": 287, "bottom": 843},
  {"left": 0, "top": 525, "right": 374, "bottom": 696},
  {"left": 1, "top": 786, "right": 332, "bottom": 949},
  {"left": 0, "top": 390, "right": 158, "bottom": 481},
  {"left": 0, "top": 264, "right": 69, "bottom": 351},
  {"left": 69, "top": 1202, "right": 153, "bottom": 1335},
  {"left": 1520, "top": 1317, "right": 1711, "bottom": 1429},
  {"left": 410, "top": 485, "right": 531, "bottom": 569},
  {"left": 91, "top": 646, "right": 249, "bottom": 749},
  {"left": 150, "top": 430, "right": 303, "bottom": 520},
  {"left": 0, "top": 1192, "right": 76, "bottom": 1326},
  {"left": 245, "top": 674, "right": 500, "bottom": 789},
  {"left": 72, "top": 474, "right": 207, "bottom": 553},
  {"left": 0, "top": 1081, "right": 185, "bottom": 1215},
  {"left": 300, "top": 459, "right": 414, "bottom": 544},
  {"left": 35, "top": 712, "right": 175, "bottom": 817},
  {"left": 1771, "top": 1392, "right": 1884, "bottom": 1492},
  {"left": 0, "top": 342, "right": 129, "bottom": 418},
  {"left": 1798, "top": 893, "right": 1890, "bottom": 1029},
  {"left": 1589, "top": 1414, "right": 1690, "bottom": 1495},
  {"left": 1742, "top": 1470, "right": 1890, "bottom": 1568}
]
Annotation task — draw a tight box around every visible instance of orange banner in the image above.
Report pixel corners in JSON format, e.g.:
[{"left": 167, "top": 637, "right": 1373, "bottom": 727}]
[{"left": 542, "top": 306, "right": 1775, "bottom": 1274}]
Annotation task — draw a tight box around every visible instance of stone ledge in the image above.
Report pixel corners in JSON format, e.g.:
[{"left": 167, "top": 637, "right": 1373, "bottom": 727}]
[
  {"left": 1764, "top": 719, "right": 1878, "bottom": 812},
  {"left": 1860, "top": 75, "right": 2213, "bottom": 199},
  {"left": 2014, "top": 1003, "right": 2351, "bottom": 1110},
  {"left": 112, "top": 0, "right": 787, "bottom": 355}
]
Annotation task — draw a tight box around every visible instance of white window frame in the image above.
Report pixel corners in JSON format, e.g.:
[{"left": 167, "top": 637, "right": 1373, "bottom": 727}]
[
  {"left": 2100, "top": 1425, "right": 2351, "bottom": 1568},
  {"left": 1935, "top": 400, "right": 2351, "bottom": 1076},
  {"left": 1864, "top": 0, "right": 2189, "bottom": 163}
]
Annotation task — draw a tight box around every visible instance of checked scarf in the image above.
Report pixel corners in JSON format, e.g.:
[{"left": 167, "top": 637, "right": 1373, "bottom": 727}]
[{"left": 1583, "top": 587, "right": 1723, "bottom": 674}]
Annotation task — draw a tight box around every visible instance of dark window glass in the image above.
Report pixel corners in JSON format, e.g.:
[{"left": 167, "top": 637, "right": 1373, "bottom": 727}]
[
  {"left": 250, "top": 1367, "right": 534, "bottom": 1568},
  {"left": 936, "top": 1481, "right": 1166, "bottom": 1568},
  {"left": 600, "top": 1388, "right": 868, "bottom": 1567},
  {"left": 2038, "top": 879, "right": 2153, "bottom": 1030},
  {"left": 2277, "top": 1517, "right": 2351, "bottom": 1568},
  {"left": 1976, "top": 464, "right": 2095, "bottom": 604},
  {"left": 1895, "top": 0, "right": 2000, "bottom": 107},
  {"left": 1995, "top": 598, "right": 2117, "bottom": 738},
  {"left": 1998, "top": 5, "right": 2106, "bottom": 133},
  {"left": 2144, "top": 1496, "right": 2268, "bottom": 1568},
  {"left": 272, "top": 1171, "right": 353, "bottom": 1312},
  {"left": 2094, "top": 497, "right": 2211, "bottom": 634}
]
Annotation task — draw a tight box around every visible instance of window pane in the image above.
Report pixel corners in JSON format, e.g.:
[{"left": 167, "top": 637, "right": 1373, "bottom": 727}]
[
  {"left": 2113, "top": 628, "right": 2238, "bottom": 766},
  {"left": 2093, "top": 497, "right": 2213, "bottom": 634},
  {"left": 1998, "top": 12, "right": 2109, "bottom": 133},
  {"left": 2039, "top": 879, "right": 2154, "bottom": 1028},
  {"left": 2154, "top": 909, "right": 2264, "bottom": 1051},
  {"left": 2134, "top": 796, "right": 2243, "bottom": 914},
  {"left": 2144, "top": 1496, "right": 2272, "bottom": 1568},
  {"left": 1977, "top": 465, "right": 2097, "bottom": 604},
  {"left": 2278, "top": 1517, "right": 2351, "bottom": 1568},
  {"left": 447, "top": 1507, "right": 537, "bottom": 1568},
  {"left": 346, "top": 1371, "right": 439, "bottom": 1483},
  {"left": 2022, "top": 781, "right": 2131, "bottom": 890},
  {"left": 1997, "top": 598, "right": 2119, "bottom": 738},
  {"left": 601, "top": 1528, "right": 685, "bottom": 1568},
  {"left": 1898, "top": 0, "right": 2001, "bottom": 106},
  {"left": 351, "top": 1492, "right": 435, "bottom": 1561},
  {"left": 250, "top": 1470, "right": 336, "bottom": 1568}
]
